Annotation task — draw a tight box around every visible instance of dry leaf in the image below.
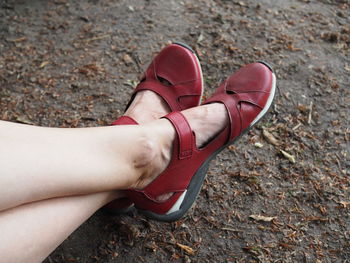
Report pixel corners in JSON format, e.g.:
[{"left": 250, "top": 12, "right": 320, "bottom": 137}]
[
  {"left": 280, "top": 150, "right": 296, "bottom": 163},
  {"left": 249, "top": 214, "right": 276, "bottom": 222},
  {"left": 262, "top": 129, "right": 279, "bottom": 146},
  {"left": 176, "top": 243, "right": 195, "bottom": 255}
]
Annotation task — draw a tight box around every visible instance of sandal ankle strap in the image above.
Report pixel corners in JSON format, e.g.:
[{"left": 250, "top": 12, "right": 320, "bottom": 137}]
[{"left": 163, "top": 112, "right": 194, "bottom": 160}]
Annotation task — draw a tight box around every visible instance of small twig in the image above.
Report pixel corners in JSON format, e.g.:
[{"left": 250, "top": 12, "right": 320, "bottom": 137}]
[
  {"left": 131, "top": 53, "right": 143, "bottom": 74},
  {"left": 7, "top": 37, "right": 27, "bottom": 42},
  {"left": 308, "top": 101, "right": 313, "bottom": 125},
  {"left": 334, "top": 153, "right": 342, "bottom": 172},
  {"left": 84, "top": 34, "right": 110, "bottom": 43},
  {"left": 221, "top": 227, "right": 243, "bottom": 232},
  {"left": 292, "top": 122, "right": 302, "bottom": 130},
  {"left": 280, "top": 150, "right": 296, "bottom": 164}
]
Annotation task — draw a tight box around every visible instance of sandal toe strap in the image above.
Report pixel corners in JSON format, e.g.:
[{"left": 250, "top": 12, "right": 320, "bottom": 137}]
[
  {"left": 206, "top": 85, "right": 266, "bottom": 141},
  {"left": 135, "top": 80, "right": 199, "bottom": 111}
]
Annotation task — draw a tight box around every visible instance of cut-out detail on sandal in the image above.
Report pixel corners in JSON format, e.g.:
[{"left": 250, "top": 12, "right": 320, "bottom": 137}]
[
  {"left": 132, "top": 43, "right": 203, "bottom": 112},
  {"left": 157, "top": 76, "right": 173, "bottom": 87},
  {"left": 155, "top": 192, "right": 175, "bottom": 202},
  {"left": 237, "top": 101, "right": 242, "bottom": 110}
]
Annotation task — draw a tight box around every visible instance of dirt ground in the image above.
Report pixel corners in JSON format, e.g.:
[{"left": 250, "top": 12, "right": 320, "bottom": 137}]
[{"left": 1, "top": 0, "right": 349, "bottom": 262}]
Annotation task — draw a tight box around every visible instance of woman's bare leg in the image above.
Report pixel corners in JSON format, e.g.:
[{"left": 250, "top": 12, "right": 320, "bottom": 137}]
[
  {"left": 0, "top": 91, "right": 173, "bottom": 263},
  {"left": 0, "top": 119, "right": 175, "bottom": 211},
  {"left": 0, "top": 92, "right": 228, "bottom": 211},
  {"left": 0, "top": 191, "right": 120, "bottom": 263},
  {"left": 0, "top": 90, "right": 229, "bottom": 263}
]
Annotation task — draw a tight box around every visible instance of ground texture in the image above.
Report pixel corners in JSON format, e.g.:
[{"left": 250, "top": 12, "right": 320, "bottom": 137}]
[{"left": 0, "top": 0, "right": 349, "bottom": 262}]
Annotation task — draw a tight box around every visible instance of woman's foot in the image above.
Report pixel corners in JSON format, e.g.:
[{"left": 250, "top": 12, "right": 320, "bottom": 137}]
[
  {"left": 124, "top": 90, "right": 171, "bottom": 124},
  {"left": 126, "top": 62, "right": 276, "bottom": 221},
  {"left": 105, "top": 42, "right": 203, "bottom": 213},
  {"left": 131, "top": 102, "right": 229, "bottom": 193}
]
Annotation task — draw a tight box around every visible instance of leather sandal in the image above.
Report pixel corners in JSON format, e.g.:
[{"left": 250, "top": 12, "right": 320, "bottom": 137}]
[
  {"left": 127, "top": 42, "right": 203, "bottom": 111},
  {"left": 104, "top": 42, "right": 203, "bottom": 214},
  {"left": 125, "top": 62, "right": 276, "bottom": 222}
]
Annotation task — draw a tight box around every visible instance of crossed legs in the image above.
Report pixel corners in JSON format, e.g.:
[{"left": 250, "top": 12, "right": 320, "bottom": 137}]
[
  {"left": 0, "top": 90, "right": 174, "bottom": 262},
  {"left": 0, "top": 90, "right": 228, "bottom": 263}
]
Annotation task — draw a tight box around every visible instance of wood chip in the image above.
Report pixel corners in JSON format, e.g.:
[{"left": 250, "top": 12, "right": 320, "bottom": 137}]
[
  {"left": 262, "top": 129, "right": 279, "bottom": 146},
  {"left": 254, "top": 142, "right": 264, "bottom": 148},
  {"left": 39, "top": 61, "right": 50, "bottom": 68},
  {"left": 221, "top": 227, "right": 243, "bottom": 232},
  {"left": 7, "top": 37, "right": 27, "bottom": 42},
  {"left": 308, "top": 101, "right": 313, "bottom": 125},
  {"left": 123, "top": 54, "right": 133, "bottom": 65},
  {"left": 176, "top": 243, "right": 195, "bottom": 255},
  {"left": 249, "top": 214, "right": 276, "bottom": 222},
  {"left": 197, "top": 32, "right": 204, "bottom": 43},
  {"left": 292, "top": 122, "right": 302, "bottom": 130},
  {"left": 228, "top": 145, "right": 236, "bottom": 152},
  {"left": 280, "top": 150, "right": 296, "bottom": 163},
  {"left": 338, "top": 200, "right": 350, "bottom": 208}
]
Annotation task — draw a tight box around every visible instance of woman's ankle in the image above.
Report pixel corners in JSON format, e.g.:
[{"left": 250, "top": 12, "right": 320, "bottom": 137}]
[
  {"left": 128, "top": 120, "right": 174, "bottom": 189},
  {"left": 181, "top": 103, "right": 228, "bottom": 148},
  {"left": 124, "top": 90, "right": 171, "bottom": 124}
]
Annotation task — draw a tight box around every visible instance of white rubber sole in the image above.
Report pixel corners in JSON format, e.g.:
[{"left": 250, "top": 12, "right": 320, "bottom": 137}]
[
  {"left": 167, "top": 190, "right": 187, "bottom": 214},
  {"left": 251, "top": 72, "right": 276, "bottom": 126}
]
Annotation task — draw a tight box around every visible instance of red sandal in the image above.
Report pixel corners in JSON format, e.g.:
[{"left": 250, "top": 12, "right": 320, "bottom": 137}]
[
  {"left": 104, "top": 42, "right": 203, "bottom": 213},
  {"left": 125, "top": 62, "right": 276, "bottom": 221}
]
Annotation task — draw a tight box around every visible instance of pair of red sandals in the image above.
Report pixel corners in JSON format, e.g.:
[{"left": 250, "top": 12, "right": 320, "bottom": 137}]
[{"left": 105, "top": 42, "right": 276, "bottom": 222}]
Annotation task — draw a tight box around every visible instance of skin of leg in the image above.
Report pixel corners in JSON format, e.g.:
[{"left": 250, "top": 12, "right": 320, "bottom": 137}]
[
  {"left": 0, "top": 90, "right": 173, "bottom": 262},
  {"left": 0, "top": 102, "right": 227, "bottom": 211},
  {"left": 0, "top": 119, "right": 172, "bottom": 211},
  {"left": 0, "top": 191, "right": 121, "bottom": 263},
  {"left": 0, "top": 98, "right": 227, "bottom": 262}
]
